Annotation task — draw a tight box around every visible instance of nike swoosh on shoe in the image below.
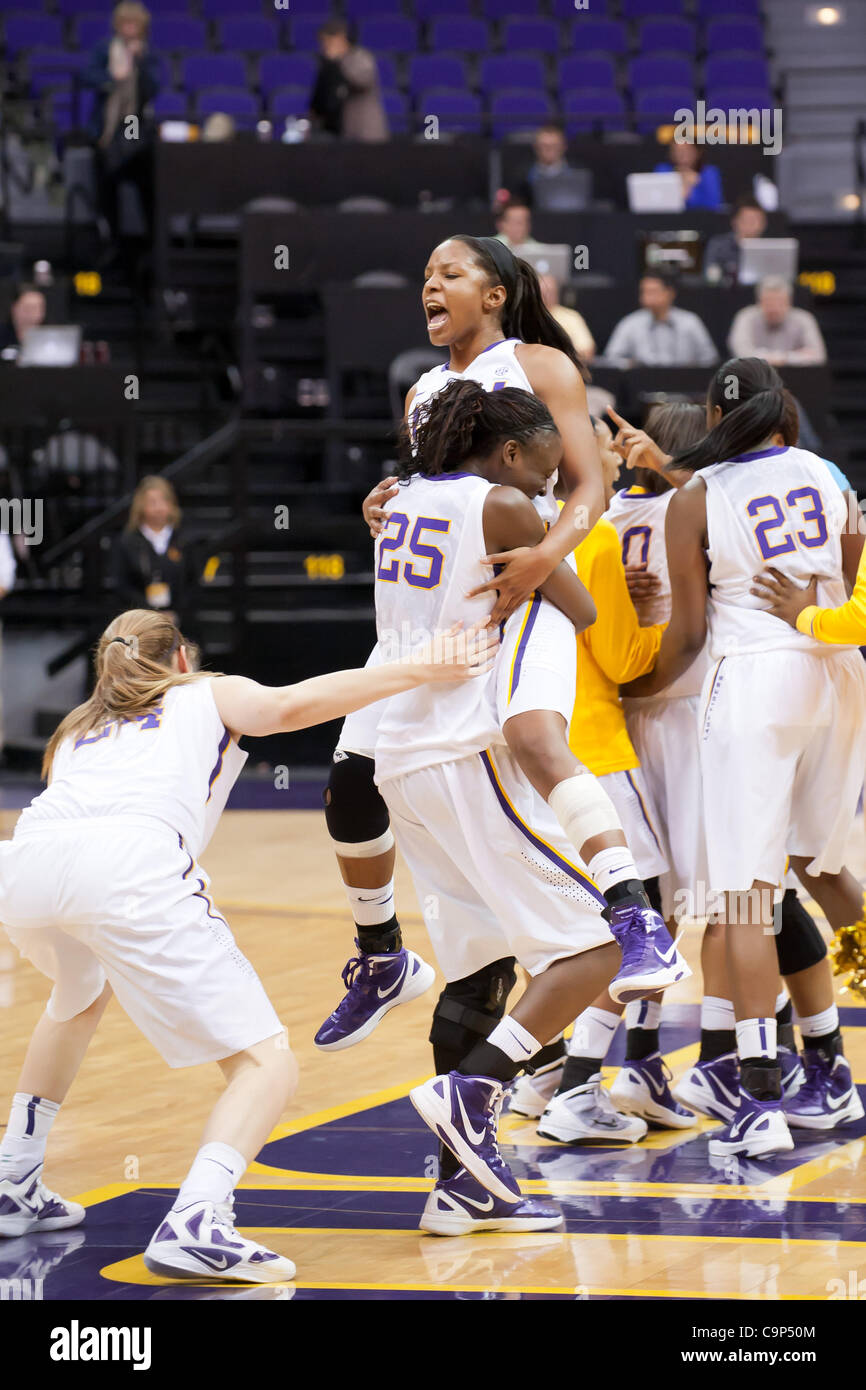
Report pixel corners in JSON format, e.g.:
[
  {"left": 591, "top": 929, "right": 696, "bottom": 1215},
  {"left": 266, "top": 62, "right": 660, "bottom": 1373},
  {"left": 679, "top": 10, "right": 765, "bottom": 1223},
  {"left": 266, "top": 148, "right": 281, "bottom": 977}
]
[
  {"left": 377, "top": 964, "right": 408, "bottom": 1000},
  {"left": 455, "top": 1087, "right": 488, "bottom": 1145}
]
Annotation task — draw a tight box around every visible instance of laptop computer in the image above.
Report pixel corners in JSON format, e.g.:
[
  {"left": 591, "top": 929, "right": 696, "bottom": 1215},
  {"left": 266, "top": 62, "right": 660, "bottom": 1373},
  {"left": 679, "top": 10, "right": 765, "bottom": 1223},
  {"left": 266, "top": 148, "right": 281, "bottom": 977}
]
[
  {"left": 738, "top": 238, "right": 799, "bottom": 286},
  {"left": 532, "top": 167, "right": 593, "bottom": 213},
  {"left": 514, "top": 243, "right": 573, "bottom": 287},
  {"left": 626, "top": 172, "right": 685, "bottom": 214},
  {"left": 17, "top": 325, "right": 82, "bottom": 366}
]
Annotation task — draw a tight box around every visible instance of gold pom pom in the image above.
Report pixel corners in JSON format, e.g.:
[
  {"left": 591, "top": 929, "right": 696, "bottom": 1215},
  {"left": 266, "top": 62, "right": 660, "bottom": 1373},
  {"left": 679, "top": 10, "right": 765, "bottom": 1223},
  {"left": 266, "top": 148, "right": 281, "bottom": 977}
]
[{"left": 829, "top": 918, "right": 866, "bottom": 1001}]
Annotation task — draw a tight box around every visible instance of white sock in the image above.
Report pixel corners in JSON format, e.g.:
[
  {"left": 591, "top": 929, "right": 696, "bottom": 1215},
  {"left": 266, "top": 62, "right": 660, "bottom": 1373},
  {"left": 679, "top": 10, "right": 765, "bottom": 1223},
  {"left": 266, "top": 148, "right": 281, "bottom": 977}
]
[
  {"left": 486, "top": 1017, "right": 542, "bottom": 1065},
  {"left": 586, "top": 846, "right": 640, "bottom": 896},
  {"left": 568, "top": 1005, "right": 621, "bottom": 1059},
  {"left": 775, "top": 988, "right": 789, "bottom": 1016},
  {"left": 345, "top": 879, "right": 395, "bottom": 930},
  {"left": 799, "top": 1004, "right": 839, "bottom": 1038},
  {"left": 735, "top": 1018, "right": 777, "bottom": 1063},
  {"left": 701, "top": 996, "right": 736, "bottom": 1032},
  {"left": 173, "top": 1141, "right": 247, "bottom": 1211},
  {"left": 625, "top": 1000, "right": 661, "bottom": 1032},
  {"left": 0, "top": 1093, "right": 60, "bottom": 1178}
]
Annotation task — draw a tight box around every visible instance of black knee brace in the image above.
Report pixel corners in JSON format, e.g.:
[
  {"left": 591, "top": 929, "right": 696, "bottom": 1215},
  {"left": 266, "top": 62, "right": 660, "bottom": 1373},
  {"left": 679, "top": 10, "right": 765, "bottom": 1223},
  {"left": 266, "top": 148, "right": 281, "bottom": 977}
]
[
  {"left": 429, "top": 957, "right": 518, "bottom": 1072},
  {"left": 775, "top": 888, "right": 827, "bottom": 976},
  {"left": 323, "top": 750, "right": 390, "bottom": 846},
  {"left": 644, "top": 875, "right": 663, "bottom": 917}
]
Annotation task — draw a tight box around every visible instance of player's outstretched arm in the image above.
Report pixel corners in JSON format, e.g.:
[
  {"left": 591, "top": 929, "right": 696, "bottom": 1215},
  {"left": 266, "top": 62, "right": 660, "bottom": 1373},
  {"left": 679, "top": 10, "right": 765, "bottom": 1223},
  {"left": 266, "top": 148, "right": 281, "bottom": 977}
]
[
  {"left": 211, "top": 623, "right": 499, "bottom": 739},
  {"left": 481, "top": 486, "right": 597, "bottom": 634}
]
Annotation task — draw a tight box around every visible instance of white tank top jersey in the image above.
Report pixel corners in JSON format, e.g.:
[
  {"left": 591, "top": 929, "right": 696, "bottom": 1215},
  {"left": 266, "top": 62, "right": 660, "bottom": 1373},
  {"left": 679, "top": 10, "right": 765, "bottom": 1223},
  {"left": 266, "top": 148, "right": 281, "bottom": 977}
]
[
  {"left": 372, "top": 471, "right": 506, "bottom": 784},
  {"left": 606, "top": 484, "right": 710, "bottom": 699},
  {"left": 703, "top": 445, "right": 854, "bottom": 657},
  {"left": 17, "top": 679, "right": 247, "bottom": 859},
  {"left": 605, "top": 485, "right": 674, "bottom": 627},
  {"left": 410, "top": 337, "right": 560, "bottom": 524}
]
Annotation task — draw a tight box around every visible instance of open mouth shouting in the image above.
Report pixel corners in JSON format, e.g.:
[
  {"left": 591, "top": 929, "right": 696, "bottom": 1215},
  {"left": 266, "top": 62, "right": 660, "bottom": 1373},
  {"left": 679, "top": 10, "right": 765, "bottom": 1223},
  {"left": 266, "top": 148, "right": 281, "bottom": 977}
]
[{"left": 425, "top": 301, "right": 449, "bottom": 332}]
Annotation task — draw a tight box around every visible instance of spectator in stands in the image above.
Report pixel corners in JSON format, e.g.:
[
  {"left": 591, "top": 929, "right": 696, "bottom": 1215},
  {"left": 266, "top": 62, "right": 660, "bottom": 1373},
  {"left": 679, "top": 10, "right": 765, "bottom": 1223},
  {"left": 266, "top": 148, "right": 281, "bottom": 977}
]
[
  {"left": 309, "top": 20, "right": 388, "bottom": 142},
  {"left": 81, "top": 2, "right": 160, "bottom": 248},
  {"left": 728, "top": 277, "right": 827, "bottom": 366},
  {"left": 703, "top": 197, "right": 768, "bottom": 286},
  {"left": 0, "top": 529, "right": 14, "bottom": 756},
  {"left": 494, "top": 199, "right": 545, "bottom": 255},
  {"left": 524, "top": 123, "right": 593, "bottom": 212},
  {"left": 0, "top": 285, "right": 47, "bottom": 358},
  {"left": 113, "top": 477, "right": 194, "bottom": 628},
  {"left": 538, "top": 273, "right": 595, "bottom": 362},
  {"left": 654, "top": 141, "right": 723, "bottom": 212},
  {"left": 602, "top": 268, "right": 718, "bottom": 368}
]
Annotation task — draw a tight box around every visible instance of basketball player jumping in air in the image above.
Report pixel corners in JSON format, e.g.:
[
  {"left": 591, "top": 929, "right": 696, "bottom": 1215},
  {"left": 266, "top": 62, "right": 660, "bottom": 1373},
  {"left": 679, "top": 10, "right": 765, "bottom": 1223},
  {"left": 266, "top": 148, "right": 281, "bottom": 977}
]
[
  {"left": 0, "top": 609, "right": 496, "bottom": 1277},
  {"left": 316, "top": 235, "right": 689, "bottom": 1069}
]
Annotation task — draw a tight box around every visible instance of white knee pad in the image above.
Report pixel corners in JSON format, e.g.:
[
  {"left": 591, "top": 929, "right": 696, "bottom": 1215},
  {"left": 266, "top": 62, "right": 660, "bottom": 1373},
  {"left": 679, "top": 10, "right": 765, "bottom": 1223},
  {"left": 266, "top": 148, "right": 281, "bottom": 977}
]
[{"left": 548, "top": 773, "right": 622, "bottom": 846}]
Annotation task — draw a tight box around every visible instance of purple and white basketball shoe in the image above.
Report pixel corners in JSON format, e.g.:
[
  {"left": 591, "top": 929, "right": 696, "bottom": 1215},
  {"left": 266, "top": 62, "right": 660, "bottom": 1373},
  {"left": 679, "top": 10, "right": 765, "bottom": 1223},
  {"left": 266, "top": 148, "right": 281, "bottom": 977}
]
[
  {"left": 606, "top": 903, "right": 691, "bottom": 1004},
  {"left": 410, "top": 1073, "right": 522, "bottom": 1204},
  {"left": 420, "top": 1167, "right": 563, "bottom": 1236},
  {"left": 783, "top": 1050, "right": 864, "bottom": 1130},
  {"left": 610, "top": 1054, "right": 696, "bottom": 1129},
  {"left": 707, "top": 1091, "right": 794, "bottom": 1158},
  {"left": 672, "top": 1054, "right": 741, "bottom": 1123},
  {"left": 144, "top": 1199, "right": 296, "bottom": 1283},
  {"left": 0, "top": 1164, "right": 84, "bottom": 1238},
  {"left": 314, "top": 944, "right": 435, "bottom": 1050}
]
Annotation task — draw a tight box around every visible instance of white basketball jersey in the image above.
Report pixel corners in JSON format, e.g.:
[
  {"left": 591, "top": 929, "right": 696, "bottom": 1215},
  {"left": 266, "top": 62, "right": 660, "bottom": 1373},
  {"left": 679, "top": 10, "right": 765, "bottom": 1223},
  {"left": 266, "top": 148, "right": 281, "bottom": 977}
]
[
  {"left": 19, "top": 679, "right": 247, "bottom": 858},
  {"left": 606, "top": 483, "right": 710, "bottom": 698},
  {"left": 606, "top": 486, "right": 674, "bottom": 627},
  {"left": 373, "top": 472, "right": 505, "bottom": 784},
  {"left": 703, "top": 445, "right": 852, "bottom": 656},
  {"left": 411, "top": 337, "right": 559, "bottom": 524}
]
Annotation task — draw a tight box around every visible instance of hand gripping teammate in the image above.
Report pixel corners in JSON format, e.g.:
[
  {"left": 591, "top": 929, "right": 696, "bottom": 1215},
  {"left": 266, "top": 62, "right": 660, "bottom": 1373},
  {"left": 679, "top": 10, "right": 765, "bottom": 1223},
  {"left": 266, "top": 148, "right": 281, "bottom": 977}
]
[{"left": 0, "top": 608, "right": 496, "bottom": 1278}]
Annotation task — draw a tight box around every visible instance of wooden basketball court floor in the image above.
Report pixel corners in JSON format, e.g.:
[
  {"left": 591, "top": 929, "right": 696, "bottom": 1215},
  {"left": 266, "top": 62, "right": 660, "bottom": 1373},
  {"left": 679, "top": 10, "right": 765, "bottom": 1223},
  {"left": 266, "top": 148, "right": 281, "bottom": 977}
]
[{"left": 2, "top": 803, "right": 866, "bottom": 1302}]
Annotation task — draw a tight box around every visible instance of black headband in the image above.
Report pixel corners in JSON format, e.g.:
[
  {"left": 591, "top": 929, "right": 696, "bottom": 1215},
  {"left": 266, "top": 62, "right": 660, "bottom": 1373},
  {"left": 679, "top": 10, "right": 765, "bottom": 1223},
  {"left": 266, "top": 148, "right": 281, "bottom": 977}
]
[{"left": 460, "top": 234, "right": 519, "bottom": 298}]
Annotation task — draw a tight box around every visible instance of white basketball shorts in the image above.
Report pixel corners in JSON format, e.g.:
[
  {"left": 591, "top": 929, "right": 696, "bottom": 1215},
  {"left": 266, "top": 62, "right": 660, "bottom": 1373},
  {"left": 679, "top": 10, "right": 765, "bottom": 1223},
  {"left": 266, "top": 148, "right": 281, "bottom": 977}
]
[{"left": 0, "top": 816, "right": 283, "bottom": 1068}]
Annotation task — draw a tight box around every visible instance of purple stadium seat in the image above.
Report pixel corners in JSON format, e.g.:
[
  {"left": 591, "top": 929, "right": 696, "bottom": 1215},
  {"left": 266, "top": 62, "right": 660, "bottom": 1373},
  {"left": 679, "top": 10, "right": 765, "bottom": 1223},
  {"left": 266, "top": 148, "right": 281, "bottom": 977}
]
[
  {"left": 698, "top": 0, "right": 761, "bottom": 15},
  {"left": 566, "top": 17, "right": 628, "bottom": 54},
  {"left": 429, "top": 17, "right": 490, "bottom": 52},
  {"left": 490, "top": 89, "right": 554, "bottom": 138},
  {"left": 357, "top": 17, "right": 417, "bottom": 52},
  {"left": 563, "top": 88, "right": 627, "bottom": 133},
  {"left": 483, "top": 0, "right": 543, "bottom": 15},
  {"left": 258, "top": 54, "right": 316, "bottom": 95},
  {"left": 345, "top": 0, "right": 405, "bottom": 13},
  {"left": 49, "top": 87, "right": 95, "bottom": 131},
  {"left": 375, "top": 56, "right": 398, "bottom": 89},
  {"left": 558, "top": 55, "right": 617, "bottom": 92},
  {"left": 381, "top": 88, "right": 409, "bottom": 134},
  {"left": 479, "top": 56, "right": 548, "bottom": 94},
  {"left": 705, "top": 19, "right": 764, "bottom": 53},
  {"left": 216, "top": 18, "right": 278, "bottom": 52},
  {"left": 182, "top": 55, "right": 248, "bottom": 91},
  {"left": 74, "top": 15, "right": 111, "bottom": 49},
  {"left": 152, "top": 91, "right": 189, "bottom": 120},
  {"left": 705, "top": 54, "right": 770, "bottom": 90},
  {"left": 5, "top": 14, "right": 64, "bottom": 52},
  {"left": 289, "top": 17, "right": 326, "bottom": 50},
  {"left": 416, "top": 0, "right": 473, "bottom": 18},
  {"left": 408, "top": 55, "right": 469, "bottom": 93},
  {"left": 137, "top": 0, "right": 190, "bottom": 10},
  {"left": 639, "top": 19, "right": 697, "bottom": 54},
  {"left": 197, "top": 87, "right": 260, "bottom": 126},
  {"left": 635, "top": 86, "right": 696, "bottom": 132},
  {"left": 629, "top": 55, "right": 694, "bottom": 93},
  {"left": 622, "top": 0, "right": 684, "bottom": 16},
  {"left": 419, "top": 88, "right": 483, "bottom": 136},
  {"left": 270, "top": 86, "right": 314, "bottom": 119},
  {"left": 552, "top": 0, "right": 613, "bottom": 14},
  {"left": 499, "top": 20, "right": 560, "bottom": 54},
  {"left": 55, "top": 0, "right": 110, "bottom": 11},
  {"left": 27, "top": 47, "right": 86, "bottom": 78},
  {"left": 705, "top": 86, "right": 772, "bottom": 112},
  {"left": 150, "top": 16, "right": 207, "bottom": 50}
]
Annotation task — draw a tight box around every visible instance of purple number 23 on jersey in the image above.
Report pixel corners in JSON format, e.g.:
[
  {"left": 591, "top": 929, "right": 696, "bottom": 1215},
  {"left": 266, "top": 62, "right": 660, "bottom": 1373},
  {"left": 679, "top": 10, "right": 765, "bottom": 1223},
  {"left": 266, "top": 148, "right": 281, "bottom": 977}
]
[{"left": 747, "top": 487, "right": 828, "bottom": 562}]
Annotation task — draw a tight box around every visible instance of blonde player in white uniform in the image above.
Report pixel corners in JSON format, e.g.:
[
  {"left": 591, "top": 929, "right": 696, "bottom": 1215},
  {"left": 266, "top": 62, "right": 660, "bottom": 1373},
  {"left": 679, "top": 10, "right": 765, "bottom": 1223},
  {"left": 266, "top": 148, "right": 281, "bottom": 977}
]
[
  {"left": 628, "top": 357, "right": 866, "bottom": 1157},
  {"left": 318, "top": 235, "right": 688, "bottom": 1070},
  {"left": 0, "top": 606, "right": 496, "bottom": 1276}
]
